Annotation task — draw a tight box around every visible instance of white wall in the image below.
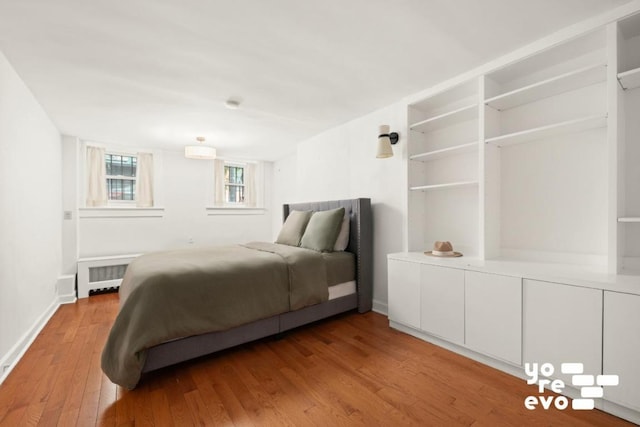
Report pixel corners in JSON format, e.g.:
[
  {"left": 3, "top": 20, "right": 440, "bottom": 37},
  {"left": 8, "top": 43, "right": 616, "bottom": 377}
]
[
  {"left": 272, "top": 102, "right": 407, "bottom": 313},
  {"left": 0, "top": 51, "right": 62, "bottom": 368},
  {"left": 77, "top": 149, "right": 274, "bottom": 257}
]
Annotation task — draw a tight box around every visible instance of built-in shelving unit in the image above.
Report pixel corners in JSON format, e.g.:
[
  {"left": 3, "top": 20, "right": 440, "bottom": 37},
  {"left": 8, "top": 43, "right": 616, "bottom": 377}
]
[
  {"left": 395, "top": 10, "right": 640, "bottom": 425},
  {"left": 485, "top": 63, "right": 607, "bottom": 110},
  {"left": 410, "top": 142, "right": 477, "bottom": 162},
  {"left": 485, "top": 114, "right": 607, "bottom": 147},
  {"left": 407, "top": 79, "right": 480, "bottom": 257},
  {"left": 618, "top": 67, "right": 640, "bottom": 90},
  {"left": 406, "top": 27, "right": 612, "bottom": 267}
]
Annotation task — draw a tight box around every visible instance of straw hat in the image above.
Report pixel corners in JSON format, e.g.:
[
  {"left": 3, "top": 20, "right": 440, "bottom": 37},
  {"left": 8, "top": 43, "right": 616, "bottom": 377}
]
[{"left": 424, "top": 241, "right": 463, "bottom": 257}]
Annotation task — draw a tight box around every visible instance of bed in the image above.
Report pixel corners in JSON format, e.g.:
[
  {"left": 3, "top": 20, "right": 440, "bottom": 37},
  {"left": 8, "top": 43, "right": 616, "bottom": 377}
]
[{"left": 101, "top": 198, "right": 372, "bottom": 389}]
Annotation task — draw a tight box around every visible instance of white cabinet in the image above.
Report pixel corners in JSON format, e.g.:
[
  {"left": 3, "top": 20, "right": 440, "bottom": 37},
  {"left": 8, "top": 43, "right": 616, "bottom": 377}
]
[
  {"left": 387, "top": 259, "right": 420, "bottom": 329},
  {"left": 465, "top": 271, "right": 522, "bottom": 365},
  {"left": 603, "top": 291, "right": 640, "bottom": 411},
  {"left": 420, "top": 264, "right": 465, "bottom": 344},
  {"left": 523, "top": 279, "right": 602, "bottom": 384}
]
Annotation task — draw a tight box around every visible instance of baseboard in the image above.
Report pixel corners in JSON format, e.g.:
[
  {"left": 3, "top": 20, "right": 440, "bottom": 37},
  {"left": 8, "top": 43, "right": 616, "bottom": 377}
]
[
  {"left": 372, "top": 299, "right": 387, "bottom": 315},
  {"left": 57, "top": 293, "right": 77, "bottom": 305},
  {"left": 0, "top": 297, "right": 59, "bottom": 385}
]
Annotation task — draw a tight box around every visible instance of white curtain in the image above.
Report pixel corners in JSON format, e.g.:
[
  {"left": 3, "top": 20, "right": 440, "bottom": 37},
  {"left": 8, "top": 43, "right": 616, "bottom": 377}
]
[
  {"left": 214, "top": 159, "right": 225, "bottom": 206},
  {"left": 86, "top": 146, "right": 107, "bottom": 207},
  {"left": 244, "top": 162, "right": 257, "bottom": 207},
  {"left": 136, "top": 152, "right": 154, "bottom": 207}
]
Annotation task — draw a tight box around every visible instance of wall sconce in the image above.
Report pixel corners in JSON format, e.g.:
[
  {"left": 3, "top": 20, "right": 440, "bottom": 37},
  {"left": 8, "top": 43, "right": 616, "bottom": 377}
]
[{"left": 376, "top": 125, "right": 399, "bottom": 158}]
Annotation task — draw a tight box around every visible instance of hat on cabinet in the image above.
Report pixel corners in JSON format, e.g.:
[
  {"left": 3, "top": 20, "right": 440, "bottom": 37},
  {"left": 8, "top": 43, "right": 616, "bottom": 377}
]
[{"left": 424, "top": 241, "right": 463, "bottom": 257}]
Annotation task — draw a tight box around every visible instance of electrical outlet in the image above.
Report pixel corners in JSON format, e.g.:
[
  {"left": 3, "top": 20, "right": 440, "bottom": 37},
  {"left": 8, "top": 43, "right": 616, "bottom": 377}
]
[
  {"left": 2, "top": 364, "right": 10, "bottom": 373},
  {"left": 63, "top": 211, "right": 73, "bottom": 220},
  {"left": 188, "top": 237, "right": 194, "bottom": 244}
]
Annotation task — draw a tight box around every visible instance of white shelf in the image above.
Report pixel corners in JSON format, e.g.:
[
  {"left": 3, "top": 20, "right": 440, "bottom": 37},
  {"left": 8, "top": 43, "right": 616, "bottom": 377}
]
[
  {"left": 618, "top": 67, "right": 640, "bottom": 91},
  {"left": 410, "top": 104, "right": 477, "bottom": 133},
  {"left": 485, "top": 114, "right": 607, "bottom": 148},
  {"left": 485, "top": 64, "right": 606, "bottom": 110},
  {"left": 619, "top": 217, "right": 640, "bottom": 223},
  {"left": 409, "top": 181, "right": 478, "bottom": 192},
  {"left": 410, "top": 142, "right": 477, "bottom": 162}
]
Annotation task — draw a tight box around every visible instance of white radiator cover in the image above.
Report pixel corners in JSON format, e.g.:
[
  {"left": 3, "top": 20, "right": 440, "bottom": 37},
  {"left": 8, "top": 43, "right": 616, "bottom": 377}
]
[{"left": 77, "top": 254, "right": 140, "bottom": 298}]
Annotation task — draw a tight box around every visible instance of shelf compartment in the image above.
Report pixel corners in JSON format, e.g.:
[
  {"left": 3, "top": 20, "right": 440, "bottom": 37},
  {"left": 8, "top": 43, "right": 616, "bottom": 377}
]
[
  {"left": 485, "top": 64, "right": 606, "bottom": 110},
  {"left": 485, "top": 114, "right": 607, "bottom": 148},
  {"left": 619, "top": 217, "right": 640, "bottom": 223},
  {"left": 410, "top": 142, "right": 477, "bottom": 162},
  {"left": 409, "top": 181, "right": 478, "bottom": 192},
  {"left": 410, "top": 104, "right": 477, "bottom": 133},
  {"left": 618, "top": 67, "right": 640, "bottom": 91}
]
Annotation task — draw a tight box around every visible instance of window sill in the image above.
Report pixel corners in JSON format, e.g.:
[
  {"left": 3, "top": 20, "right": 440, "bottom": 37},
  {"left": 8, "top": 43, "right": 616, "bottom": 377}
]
[
  {"left": 206, "top": 206, "right": 266, "bottom": 216},
  {"left": 79, "top": 207, "right": 165, "bottom": 218}
]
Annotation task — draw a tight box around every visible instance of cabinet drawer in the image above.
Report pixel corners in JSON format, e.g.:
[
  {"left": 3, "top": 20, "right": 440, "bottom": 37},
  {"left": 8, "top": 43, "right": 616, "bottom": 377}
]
[{"left": 465, "top": 271, "right": 522, "bottom": 365}]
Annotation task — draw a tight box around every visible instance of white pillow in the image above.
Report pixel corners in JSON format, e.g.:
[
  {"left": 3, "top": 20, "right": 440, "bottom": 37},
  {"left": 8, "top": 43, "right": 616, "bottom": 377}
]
[{"left": 333, "top": 212, "right": 350, "bottom": 251}]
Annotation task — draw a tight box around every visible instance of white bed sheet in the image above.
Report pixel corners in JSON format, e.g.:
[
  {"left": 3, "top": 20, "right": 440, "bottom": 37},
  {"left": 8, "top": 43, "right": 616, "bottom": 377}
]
[{"left": 328, "top": 280, "right": 356, "bottom": 300}]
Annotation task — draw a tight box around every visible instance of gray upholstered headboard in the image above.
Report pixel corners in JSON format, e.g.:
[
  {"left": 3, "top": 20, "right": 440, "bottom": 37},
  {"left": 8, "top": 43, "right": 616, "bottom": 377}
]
[{"left": 282, "top": 198, "right": 372, "bottom": 313}]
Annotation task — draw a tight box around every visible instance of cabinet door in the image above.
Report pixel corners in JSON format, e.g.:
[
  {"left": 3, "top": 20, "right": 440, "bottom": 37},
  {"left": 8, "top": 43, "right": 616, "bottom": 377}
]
[
  {"left": 420, "top": 264, "right": 464, "bottom": 344},
  {"left": 387, "top": 259, "right": 420, "bottom": 329},
  {"left": 523, "top": 279, "right": 602, "bottom": 384},
  {"left": 603, "top": 291, "right": 640, "bottom": 411},
  {"left": 465, "top": 271, "right": 522, "bottom": 365}
]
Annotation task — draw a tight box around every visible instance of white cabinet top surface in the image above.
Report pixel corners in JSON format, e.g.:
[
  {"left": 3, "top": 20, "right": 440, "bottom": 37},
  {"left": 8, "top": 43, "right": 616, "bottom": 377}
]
[{"left": 388, "top": 252, "right": 640, "bottom": 296}]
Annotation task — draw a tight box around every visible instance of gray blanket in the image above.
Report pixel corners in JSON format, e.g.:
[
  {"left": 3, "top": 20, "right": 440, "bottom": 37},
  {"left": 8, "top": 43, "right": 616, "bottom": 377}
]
[{"left": 101, "top": 242, "right": 328, "bottom": 389}]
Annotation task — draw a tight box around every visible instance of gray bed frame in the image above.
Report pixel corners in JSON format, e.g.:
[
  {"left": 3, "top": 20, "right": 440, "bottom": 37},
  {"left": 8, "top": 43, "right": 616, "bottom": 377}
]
[{"left": 141, "top": 198, "right": 372, "bottom": 373}]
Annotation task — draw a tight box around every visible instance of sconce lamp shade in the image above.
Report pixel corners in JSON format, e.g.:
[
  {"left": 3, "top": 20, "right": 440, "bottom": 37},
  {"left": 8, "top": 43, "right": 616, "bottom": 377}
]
[
  {"left": 376, "top": 125, "right": 398, "bottom": 158},
  {"left": 185, "top": 137, "right": 217, "bottom": 160}
]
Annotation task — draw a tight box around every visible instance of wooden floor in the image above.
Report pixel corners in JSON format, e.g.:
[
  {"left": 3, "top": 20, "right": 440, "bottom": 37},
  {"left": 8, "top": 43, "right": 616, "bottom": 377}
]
[{"left": 0, "top": 294, "right": 633, "bottom": 426}]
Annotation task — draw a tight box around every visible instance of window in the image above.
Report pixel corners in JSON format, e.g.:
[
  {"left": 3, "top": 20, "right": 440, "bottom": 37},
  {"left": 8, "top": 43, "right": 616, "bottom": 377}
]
[
  {"left": 106, "top": 153, "right": 137, "bottom": 201},
  {"left": 224, "top": 164, "right": 244, "bottom": 203}
]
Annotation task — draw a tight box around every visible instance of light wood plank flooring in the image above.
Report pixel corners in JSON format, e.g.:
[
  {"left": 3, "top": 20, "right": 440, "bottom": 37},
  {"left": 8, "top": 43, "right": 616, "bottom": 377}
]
[{"left": 0, "top": 293, "right": 633, "bottom": 426}]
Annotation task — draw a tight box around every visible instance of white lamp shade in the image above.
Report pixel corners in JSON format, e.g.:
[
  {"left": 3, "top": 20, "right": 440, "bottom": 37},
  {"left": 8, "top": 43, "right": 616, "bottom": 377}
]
[
  {"left": 376, "top": 125, "right": 393, "bottom": 158},
  {"left": 185, "top": 145, "right": 217, "bottom": 160}
]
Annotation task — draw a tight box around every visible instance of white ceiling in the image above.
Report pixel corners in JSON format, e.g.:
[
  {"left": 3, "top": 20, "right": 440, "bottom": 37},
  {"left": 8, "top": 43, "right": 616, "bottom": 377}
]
[{"left": 0, "top": 0, "right": 631, "bottom": 161}]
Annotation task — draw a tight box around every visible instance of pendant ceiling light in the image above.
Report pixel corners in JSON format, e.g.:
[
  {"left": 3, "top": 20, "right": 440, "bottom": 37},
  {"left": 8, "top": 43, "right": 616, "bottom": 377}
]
[{"left": 185, "top": 136, "right": 216, "bottom": 160}]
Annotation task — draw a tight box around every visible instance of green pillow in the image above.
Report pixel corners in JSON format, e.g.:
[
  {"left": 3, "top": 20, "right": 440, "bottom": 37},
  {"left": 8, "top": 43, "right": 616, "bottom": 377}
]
[
  {"left": 300, "top": 207, "right": 345, "bottom": 252},
  {"left": 275, "top": 210, "right": 313, "bottom": 246}
]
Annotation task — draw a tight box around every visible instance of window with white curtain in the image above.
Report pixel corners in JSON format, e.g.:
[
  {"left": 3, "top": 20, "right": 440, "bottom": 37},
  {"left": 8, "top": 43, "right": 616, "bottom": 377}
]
[
  {"left": 214, "top": 159, "right": 259, "bottom": 208},
  {"left": 85, "top": 145, "right": 155, "bottom": 208}
]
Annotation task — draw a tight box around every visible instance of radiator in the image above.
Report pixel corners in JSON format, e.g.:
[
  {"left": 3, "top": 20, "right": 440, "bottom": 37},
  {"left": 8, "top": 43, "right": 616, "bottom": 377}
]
[{"left": 77, "top": 254, "right": 140, "bottom": 298}]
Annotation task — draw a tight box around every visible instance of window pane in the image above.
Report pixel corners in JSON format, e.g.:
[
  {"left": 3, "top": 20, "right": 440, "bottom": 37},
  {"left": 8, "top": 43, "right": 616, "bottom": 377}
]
[
  {"left": 107, "top": 178, "right": 137, "bottom": 201},
  {"left": 123, "top": 180, "right": 132, "bottom": 200},
  {"left": 225, "top": 184, "right": 244, "bottom": 203},
  {"left": 122, "top": 156, "right": 132, "bottom": 177},
  {"left": 112, "top": 155, "right": 122, "bottom": 176},
  {"left": 106, "top": 154, "right": 112, "bottom": 175}
]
